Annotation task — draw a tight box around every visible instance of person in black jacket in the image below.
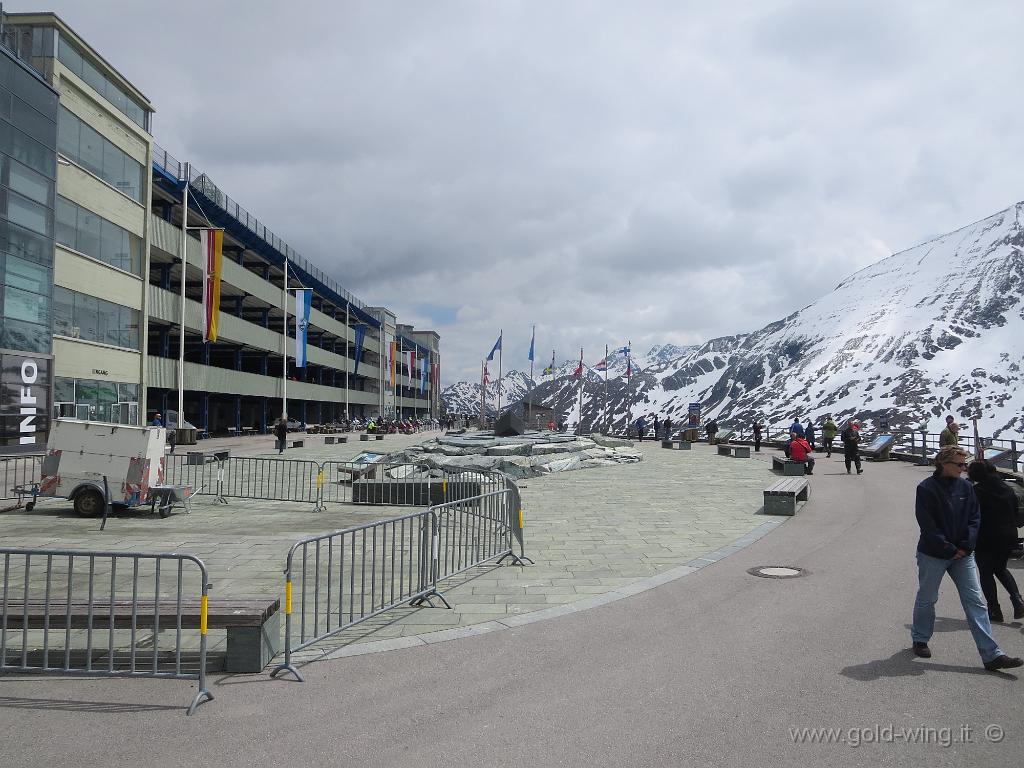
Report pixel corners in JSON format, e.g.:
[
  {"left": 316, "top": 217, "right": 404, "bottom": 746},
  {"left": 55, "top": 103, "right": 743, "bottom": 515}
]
[
  {"left": 968, "top": 460, "right": 1024, "bottom": 622},
  {"left": 705, "top": 419, "right": 718, "bottom": 444},
  {"left": 752, "top": 422, "right": 763, "bottom": 453},
  {"left": 840, "top": 420, "right": 863, "bottom": 474},
  {"left": 910, "top": 446, "right": 1022, "bottom": 670},
  {"left": 273, "top": 417, "right": 288, "bottom": 454}
]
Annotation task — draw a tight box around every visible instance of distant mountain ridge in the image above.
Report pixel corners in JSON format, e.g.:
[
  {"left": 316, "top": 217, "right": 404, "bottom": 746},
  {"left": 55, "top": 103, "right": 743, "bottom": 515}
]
[{"left": 442, "top": 201, "right": 1024, "bottom": 438}]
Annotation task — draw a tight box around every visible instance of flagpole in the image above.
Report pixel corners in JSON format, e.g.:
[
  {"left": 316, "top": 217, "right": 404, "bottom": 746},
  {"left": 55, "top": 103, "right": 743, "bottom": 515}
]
[
  {"left": 496, "top": 329, "right": 503, "bottom": 415},
  {"left": 626, "top": 340, "right": 632, "bottom": 437},
  {"left": 479, "top": 360, "right": 486, "bottom": 429},
  {"left": 528, "top": 325, "right": 535, "bottom": 428},
  {"left": 176, "top": 163, "right": 190, "bottom": 426},
  {"left": 576, "top": 347, "right": 584, "bottom": 437},
  {"left": 280, "top": 258, "right": 288, "bottom": 420},
  {"left": 603, "top": 343, "right": 609, "bottom": 435},
  {"left": 344, "top": 303, "right": 350, "bottom": 420}
]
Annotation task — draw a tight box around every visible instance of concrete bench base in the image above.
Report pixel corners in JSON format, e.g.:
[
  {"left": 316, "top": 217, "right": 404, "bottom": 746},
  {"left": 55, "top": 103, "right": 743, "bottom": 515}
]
[
  {"left": 375, "top": 434, "right": 385, "bottom": 441},
  {"left": 225, "top": 610, "right": 282, "bottom": 673},
  {"left": 677, "top": 441, "right": 692, "bottom": 450},
  {"left": 661, "top": 440, "right": 675, "bottom": 449},
  {"left": 360, "top": 434, "right": 370, "bottom": 441},
  {"left": 716, "top": 444, "right": 751, "bottom": 458},
  {"left": 290, "top": 440, "right": 304, "bottom": 449},
  {"left": 772, "top": 456, "right": 806, "bottom": 476},
  {"left": 764, "top": 477, "right": 810, "bottom": 516},
  {"left": 325, "top": 436, "right": 335, "bottom": 444}
]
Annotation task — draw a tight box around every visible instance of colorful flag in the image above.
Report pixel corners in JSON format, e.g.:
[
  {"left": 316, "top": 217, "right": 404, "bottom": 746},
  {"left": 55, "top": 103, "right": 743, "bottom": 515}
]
[
  {"left": 200, "top": 228, "right": 223, "bottom": 342},
  {"left": 352, "top": 324, "right": 366, "bottom": 376},
  {"left": 617, "top": 345, "right": 630, "bottom": 356},
  {"left": 594, "top": 357, "right": 607, "bottom": 372},
  {"left": 483, "top": 362, "right": 490, "bottom": 386},
  {"left": 573, "top": 349, "right": 584, "bottom": 378},
  {"left": 625, "top": 358, "right": 632, "bottom": 378},
  {"left": 542, "top": 350, "right": 556, "bottom": 376},
  {"left": 420, "top": 356, "right": 428, "bottom": 393},
  {"left": 389, "top": 341, "right": 396, "bottom": 387},
  {"left": 294, "top": 288, "right": 312, "bottom": 367},
  {"left": 487, "top": 333, "right": 502, "bottom": 361},
  {"left": 528, "top": 327, "right": 535, "bottom": 362}
]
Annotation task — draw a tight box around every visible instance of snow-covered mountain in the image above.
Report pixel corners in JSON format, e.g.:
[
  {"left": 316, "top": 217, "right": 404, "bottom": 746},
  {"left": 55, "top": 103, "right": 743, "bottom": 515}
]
[
  {"left": 441, "top": 370, "right": 536, "bottom": 416},
  {"left": 444, "top": 201, "right": 1024, "bottom": 438}
]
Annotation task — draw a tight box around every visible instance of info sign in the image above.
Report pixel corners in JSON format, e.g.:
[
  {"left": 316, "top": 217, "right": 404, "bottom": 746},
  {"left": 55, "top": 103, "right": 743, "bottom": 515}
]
[
  {"left": 687, "top": 402, "right": 701, "bottom": 427},
  {"left": 1, "top": 352, "right": 51, "bottom": 452}
]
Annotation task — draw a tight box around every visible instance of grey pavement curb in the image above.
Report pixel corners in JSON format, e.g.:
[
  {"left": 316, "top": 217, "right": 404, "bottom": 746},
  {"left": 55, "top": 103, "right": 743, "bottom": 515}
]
[{"left": 315, "top": 518, "right": 785, "bottom": 662}]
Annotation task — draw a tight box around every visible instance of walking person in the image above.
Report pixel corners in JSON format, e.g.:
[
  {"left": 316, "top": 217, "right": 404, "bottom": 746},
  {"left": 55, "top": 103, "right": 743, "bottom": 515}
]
[
  {"left": 663, "top": 417, "right": 672, "bottom": 441},
  {"left": 635, "top": 416, "right": 646, "bottom": 442},
  {"left": 653, "top": 416, "right": 661, "bottom": 442},
  {"left": 705, "top": 418, "right": 718, "bottom": 445},
  {"left": 804, "top": 420, "right": 815, "bottom": 451},
  {"left": 788, "top": 416, "right": 805, "bottom": 439},
  {"left": 822, "top": 415, "right": 837, "bottom": 458},
  {"left": 841, "top": 419, "right": 863, "bottom": 474},
  {"left": 968, "top": 460, "right": 1024, "bottom": 622},
  {"left": 752, "top": 422, "right": 763, "bottom": 453},
  {"left": 274, "top": 417, "right": 288, "bottom": 454},
  {"left": 911, "top": 446, "right": 1022, "bottom": 671}
]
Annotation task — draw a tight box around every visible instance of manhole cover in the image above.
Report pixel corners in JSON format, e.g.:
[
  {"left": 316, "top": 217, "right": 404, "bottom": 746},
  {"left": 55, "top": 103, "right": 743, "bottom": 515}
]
[{"left": 747, "top": 566, "right": 806, "bottom": 579}]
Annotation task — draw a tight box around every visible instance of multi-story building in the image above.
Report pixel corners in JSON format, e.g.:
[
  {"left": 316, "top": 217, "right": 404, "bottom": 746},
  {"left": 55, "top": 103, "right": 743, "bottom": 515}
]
[
  {"left": 0, "top": 11, "right": 439, "bottom": 448},
  {"left": 0, "top": 21, "right": 58, "bottom": 452}
]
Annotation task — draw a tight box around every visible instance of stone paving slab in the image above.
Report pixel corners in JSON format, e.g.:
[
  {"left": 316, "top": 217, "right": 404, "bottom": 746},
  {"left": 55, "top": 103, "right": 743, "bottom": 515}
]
[{"left": 1, "top": 432, "right": 782, "bottom": 663}]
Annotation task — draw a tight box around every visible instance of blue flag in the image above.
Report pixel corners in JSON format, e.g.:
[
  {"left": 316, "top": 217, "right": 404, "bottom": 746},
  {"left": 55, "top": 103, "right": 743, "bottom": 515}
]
[
  {"left": 487, "top": 333, "right": 502, "bottom": 361},
  {"left": 294, "top": 289, "right": 312, "bottom": 367},
  {"left": 352, "top": 323, "right": 366, "bottom": 376},
  {"left": 528, "top": 327, "right": 535, "bottom": 362}
]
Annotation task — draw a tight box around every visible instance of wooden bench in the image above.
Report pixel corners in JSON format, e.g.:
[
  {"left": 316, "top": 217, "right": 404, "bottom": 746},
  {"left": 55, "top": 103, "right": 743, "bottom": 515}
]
[
  {"left": 717, "top": 444, "right": 751, "bottom": 458},
  {"left": 2, "top": 598, "right": 281, "bottom": 673},
  {"left": 242, "top": 426, "right": 257, "bottom": 437},
  {"left": 227, "top": 427, "right": 238, "bottom": 438},
  {"left": 772, "top": 455, "right": 806, "bottom": 476},
  {"left": 677, "top": 440, "right": 692, "bottom": 450},
  {"left": 764, "top": 477, "right": 810, "bottom": 516},
  {"left": 661, "top": 440, "right": 675, "bottom": 449},
  {"left": 196, "top": 427, "right": 210, "bottom": 440}
]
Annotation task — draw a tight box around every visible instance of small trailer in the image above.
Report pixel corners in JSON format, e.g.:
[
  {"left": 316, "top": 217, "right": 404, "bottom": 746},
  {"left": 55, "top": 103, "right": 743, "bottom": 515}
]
[{"left": 28, "top": 419, "right": 170, "bottom": 517}]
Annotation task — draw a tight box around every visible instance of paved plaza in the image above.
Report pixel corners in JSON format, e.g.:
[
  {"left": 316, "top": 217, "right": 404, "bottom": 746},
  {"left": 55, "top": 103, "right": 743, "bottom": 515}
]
[{"left": 1, "top": 430, "right": 778, "bottom": 660}]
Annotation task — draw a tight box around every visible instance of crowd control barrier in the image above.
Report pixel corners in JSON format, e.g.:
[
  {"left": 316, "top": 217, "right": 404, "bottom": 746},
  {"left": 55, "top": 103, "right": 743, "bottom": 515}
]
[
  {"left": 272, "top": 484, "right": 530, "bottom": 681},
  {"left": 1, "top": 454, "right": 42, "bottom": 503},
  {"left": 0, "top": 547, "right": 213, "bottom": 715}
]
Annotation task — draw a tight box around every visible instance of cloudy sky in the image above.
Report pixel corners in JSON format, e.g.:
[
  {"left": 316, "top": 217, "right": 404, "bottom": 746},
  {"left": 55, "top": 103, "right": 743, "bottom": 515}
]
[{"left": 48, "top": 0, "right": 1024, "bottom": 384}]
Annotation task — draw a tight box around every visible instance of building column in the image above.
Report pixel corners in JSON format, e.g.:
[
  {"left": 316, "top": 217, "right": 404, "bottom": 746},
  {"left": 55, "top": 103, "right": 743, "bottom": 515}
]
[
  {"left": 200, "top": 392, "right": 209, "bottom": 432},
  {"left": 158, "top": 326, "right": 170, "bottom": 358},
  {"left": 260, "top": 353, "right": 269, "bottom": 376},
  {"left": 159, "top": 263, "right": 172, "bottom": 290},
  {"left": 235, "top": 349, "right": 243, "bottom": 371},
  {"left": 260, "top": 308, "right": 269, "bottom": 328},
  {"left": 260, "top": 398, "right": 267, "bottom": 435},
  {"left": 300, "top": 401, "right": 307, "bottom": 427},
  {"left": 235, "top": 395, "right": 242, "bottom": 434},
  {"left": 201, "top": 343, "right": 210, "bottom": 366},
  {"left": 235, "top": 296, "right": 244, "bottom": 318}
]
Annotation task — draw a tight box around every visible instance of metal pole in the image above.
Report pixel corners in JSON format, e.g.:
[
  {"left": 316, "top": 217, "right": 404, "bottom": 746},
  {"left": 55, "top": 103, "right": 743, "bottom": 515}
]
[
  {"left": 344, "top": 304, "right": 350, "bottom": 420},
  {"left": 479, "top": 360, "right": 486, "bottom": 429},
  {"left": 527, "top": 325, "right": 534, "bottom": 428},
  {"left": 625, "top": 340, "right": 632, "bottom": 438},
  {"left": 603, "top": 343, "right": 608, "bottom": 435},
  {"left": 281, "top": 258, "right": 288, "bottom": 420},
  {"left": 496, "top": 329, "right": 503, "bottom": 415},
  {"left": 576, "top": 348, "right": 584, "bottom": 437},
  {"left": 177, "top": 163, "right": 190, "bottom": 426}
]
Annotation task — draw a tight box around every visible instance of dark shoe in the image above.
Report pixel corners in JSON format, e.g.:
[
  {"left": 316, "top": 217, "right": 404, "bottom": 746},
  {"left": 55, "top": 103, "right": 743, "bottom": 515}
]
[
  {"left": 847, "top": 468, "right": 851, "bottom": 474},
  {"left": 857, "top": 469, "right": 863, "bottom": 474},
  {"left": 989, "top": 607, "right": 1004, "bottom": 623},
  {"left": 806, "top": 471, "right": 813, "bottom": 475},
  {"left": 984, "top": 655, "right": 1024, "bottom": 671},
  {"left": 1011, "top": 595, "right": 1024, "bottom": 620},
  {"left": 912, "top": 642, "right": 931, "bottom": 658}
]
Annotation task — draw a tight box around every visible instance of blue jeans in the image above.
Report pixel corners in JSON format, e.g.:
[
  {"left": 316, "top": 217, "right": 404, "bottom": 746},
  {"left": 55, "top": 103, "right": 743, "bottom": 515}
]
[{"left": 912, "top": 551, "right": 1003, "bottom": 663}]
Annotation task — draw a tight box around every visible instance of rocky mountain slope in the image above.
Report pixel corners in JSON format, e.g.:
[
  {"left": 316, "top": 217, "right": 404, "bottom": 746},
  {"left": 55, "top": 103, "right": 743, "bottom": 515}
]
[
  {"left": 441, "top": 369, "right": 536, "bottom": 417},
  {"left": 443, "top": 201, "right": 1024, "bottom": 438}
]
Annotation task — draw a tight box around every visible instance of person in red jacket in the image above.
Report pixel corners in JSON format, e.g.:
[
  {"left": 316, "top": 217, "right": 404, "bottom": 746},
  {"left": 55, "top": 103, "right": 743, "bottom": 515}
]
[{"left": 789, "top": 431, "right": 815, "bottom": 475}]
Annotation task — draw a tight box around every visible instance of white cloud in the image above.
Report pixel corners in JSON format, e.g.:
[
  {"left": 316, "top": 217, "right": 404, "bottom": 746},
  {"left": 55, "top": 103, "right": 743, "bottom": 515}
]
[{"left": 54, "top": 0, "right": 1024, "bottom": 383}]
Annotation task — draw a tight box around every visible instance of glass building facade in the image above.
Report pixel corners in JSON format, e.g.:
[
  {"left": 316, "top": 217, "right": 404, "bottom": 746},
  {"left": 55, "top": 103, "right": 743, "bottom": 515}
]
[{"left": 0, "top": 41, "right": 57, "bottom": 451}]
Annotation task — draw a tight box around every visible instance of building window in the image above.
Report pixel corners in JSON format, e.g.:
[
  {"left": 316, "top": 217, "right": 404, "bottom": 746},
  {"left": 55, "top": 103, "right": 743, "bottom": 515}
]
[
  {"left": 5, "top": 188, "right": 51, "bottom": 236},
  {"left": 55, "top": 35, "right": 150, "bottom": 131},
  {"left": 52, "top": 285, "right": 140, "bottom": 350},
  {"left": 53, "top": 376, "right": 139, "bottom": 425},
  {"left": 56, "top": 107, "right": 144, "bottom": 202},
  {"left": 55, "top": 195, "right": 141, "bottom": 274}
]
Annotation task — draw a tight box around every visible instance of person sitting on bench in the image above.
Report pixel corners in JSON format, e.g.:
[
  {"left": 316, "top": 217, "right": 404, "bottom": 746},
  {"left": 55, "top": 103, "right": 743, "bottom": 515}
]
[{"left": 789, "top": 431, "right": 815, "bottom": 475}]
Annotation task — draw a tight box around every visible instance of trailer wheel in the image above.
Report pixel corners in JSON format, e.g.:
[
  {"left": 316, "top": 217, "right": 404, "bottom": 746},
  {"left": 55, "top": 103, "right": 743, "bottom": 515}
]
[
  {"left": 73, "top": 488, "right": 106, "bottom": 518},
  {"left": 25, "top": 502, "right": 35, "bottom": 512}
]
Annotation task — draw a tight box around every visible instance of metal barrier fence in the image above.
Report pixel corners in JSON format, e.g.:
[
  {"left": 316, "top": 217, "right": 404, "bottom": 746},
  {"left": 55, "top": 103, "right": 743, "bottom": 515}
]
[
  {"left": 272, "top": 486, "right": 530, "bottom": 681},
  {"left": 0, "top": 547, "right": 213, "bottom": 715},
  {"left": 1, "top": 454, "right": 42, "bottom": 502}
]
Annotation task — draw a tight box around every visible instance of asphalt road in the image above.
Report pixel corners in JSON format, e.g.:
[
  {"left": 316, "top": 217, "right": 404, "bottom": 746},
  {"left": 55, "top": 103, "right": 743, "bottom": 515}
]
[{"left": 2, "top": 453, "right": 1021, "bottom": 767}]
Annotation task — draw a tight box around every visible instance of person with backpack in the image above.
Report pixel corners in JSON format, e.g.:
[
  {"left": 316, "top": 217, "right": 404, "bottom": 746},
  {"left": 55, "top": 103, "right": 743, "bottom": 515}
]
[
  {"left": 804, "top": 420, "right": 816, "bottom": 451},
  {"left": 911, "top": 446, "right": 1022, "bottom": 671},
  {"left": 841, "top": 419, "right": 863, "bottom": 474},
  {"left": 788, "top": 417, "right": 805, "bottom": 439},
  {"left": 968, "top": 460, "right": 1024, "bottom": 622},
  {"left": 822, "top": 416, "right": 838, "bottom": 458},
  {"left": 752, "top": 422, "right": 763, "bottom": 452},
  {"left": 635, "top": 416, "right": 646, "bottom": 442}
]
